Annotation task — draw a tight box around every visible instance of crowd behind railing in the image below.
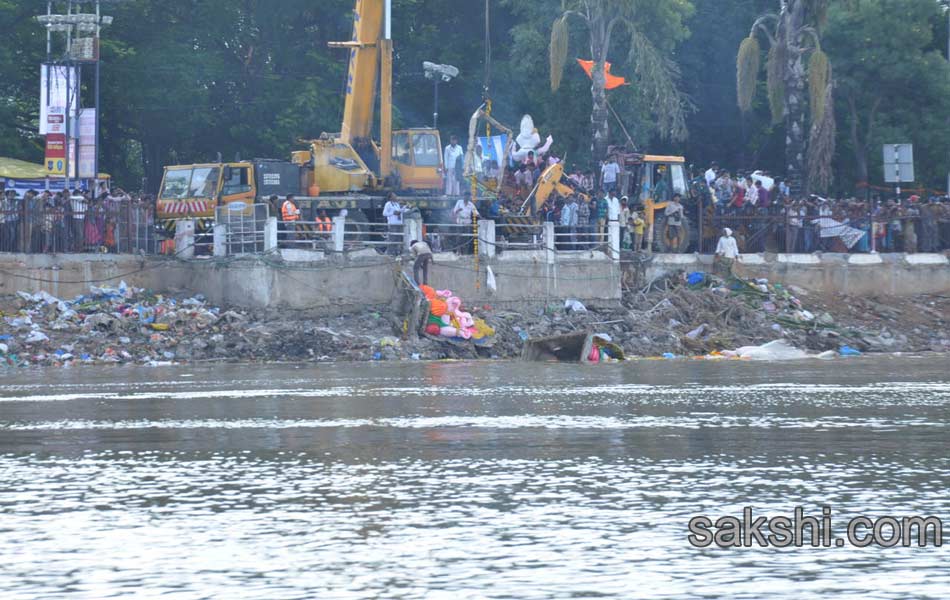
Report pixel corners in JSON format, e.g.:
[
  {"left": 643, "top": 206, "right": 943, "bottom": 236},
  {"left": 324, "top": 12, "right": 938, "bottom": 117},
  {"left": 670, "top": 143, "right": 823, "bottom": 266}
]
[
  {"left": 2, "top": 177, "right": 949, "bottom": 258},
  {"left": 0, "top": 187, "right": 158, "bottom": 254}
]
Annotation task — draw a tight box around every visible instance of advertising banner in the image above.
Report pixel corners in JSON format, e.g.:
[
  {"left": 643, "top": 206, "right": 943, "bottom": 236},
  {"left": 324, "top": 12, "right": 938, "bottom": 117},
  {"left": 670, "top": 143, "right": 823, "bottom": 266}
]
[
  {"left": 45, "top": 134, "right": 66, "bottom": 176},
  {"left": 40, "top": 64, "right": 80, "bottom": 135}
]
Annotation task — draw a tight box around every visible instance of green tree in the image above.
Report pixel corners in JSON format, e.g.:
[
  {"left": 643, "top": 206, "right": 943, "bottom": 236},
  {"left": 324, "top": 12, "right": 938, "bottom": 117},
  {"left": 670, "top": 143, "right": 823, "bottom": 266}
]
[
  {"left": 823, "top": 0, "right": 950, "bottom": 190},
  {"left": 736, "top": 0, "right": 842, "bottom": 193},
  {"left": 545, "top": 0, "right": 694, "bottom": 162}
]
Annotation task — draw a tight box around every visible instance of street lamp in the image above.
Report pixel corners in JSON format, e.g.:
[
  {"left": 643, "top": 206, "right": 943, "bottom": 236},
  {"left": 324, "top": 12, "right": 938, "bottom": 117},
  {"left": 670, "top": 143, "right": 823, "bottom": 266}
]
[{"left": 423, "top": 61, "right": 459, "bottom": 129}]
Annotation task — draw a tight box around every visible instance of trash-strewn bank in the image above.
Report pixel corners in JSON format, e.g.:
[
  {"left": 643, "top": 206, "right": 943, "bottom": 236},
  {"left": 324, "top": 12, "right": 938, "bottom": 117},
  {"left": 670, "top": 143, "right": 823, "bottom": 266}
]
[{"left": 1, "top": 274, "right": 948, "bottom": 368}]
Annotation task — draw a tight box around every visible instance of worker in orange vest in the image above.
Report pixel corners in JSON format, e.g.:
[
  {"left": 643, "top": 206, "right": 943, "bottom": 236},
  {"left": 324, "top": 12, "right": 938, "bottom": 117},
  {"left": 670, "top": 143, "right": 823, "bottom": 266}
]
[
  {"left": 316, "top": 209, "right": 332, "bottom": 235},
  {"left": 281, "top": 194, "right": 300, "bottom": 246}
]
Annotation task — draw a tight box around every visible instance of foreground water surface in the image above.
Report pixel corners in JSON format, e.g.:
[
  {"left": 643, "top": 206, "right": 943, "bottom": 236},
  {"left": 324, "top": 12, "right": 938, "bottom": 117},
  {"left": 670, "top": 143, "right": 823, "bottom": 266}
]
[{"left": 1, "top": 357, "right": 949, "bottom": 599}]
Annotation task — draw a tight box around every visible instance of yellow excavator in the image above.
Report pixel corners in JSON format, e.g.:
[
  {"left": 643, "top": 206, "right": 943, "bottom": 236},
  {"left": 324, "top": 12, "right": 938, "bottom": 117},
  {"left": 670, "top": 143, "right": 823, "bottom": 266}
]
[
  {"left": 490, "top": 152, "right": 692, "bottom": 252},
  {"left": 156, "top": 0, "right": 453, "bottom": 230}
]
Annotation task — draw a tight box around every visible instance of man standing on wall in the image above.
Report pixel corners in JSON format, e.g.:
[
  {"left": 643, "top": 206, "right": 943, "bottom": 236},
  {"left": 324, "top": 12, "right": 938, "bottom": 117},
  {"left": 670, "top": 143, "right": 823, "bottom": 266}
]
[
  {"left": 443, "top": 136, "right": 464, "bottom": 196},
  {"left": 383, "top": 192, "right": 405, "bottom": 256}
]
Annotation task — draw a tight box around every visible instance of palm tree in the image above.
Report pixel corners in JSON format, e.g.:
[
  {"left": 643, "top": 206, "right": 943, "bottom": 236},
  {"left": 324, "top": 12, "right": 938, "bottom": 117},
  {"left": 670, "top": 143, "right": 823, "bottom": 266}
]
[
  {"left": 736, "top": 0, "right": 840, "bottom": 194},
  {"left": 549, "top": 0, "right": 692, "bottom": 163}
]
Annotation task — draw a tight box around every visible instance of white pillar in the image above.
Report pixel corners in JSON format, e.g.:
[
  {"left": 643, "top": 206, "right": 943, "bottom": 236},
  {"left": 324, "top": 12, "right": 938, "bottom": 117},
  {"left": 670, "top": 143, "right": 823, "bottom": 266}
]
[
  {"left": 544, "top": 221, "right": 556, "bottom": 265},
  {"left": 213, "top": 224, "right": 227, "bottom": 257},
  {"left": 174, "top": 219, "right": 195, "bottom": 259},
  {"left": 332, "top": 215, "right": 346, "bottom": 253},
  {"left": 264, "top": 217, "right": 278, "bottom": 252},
  {"left": 478, "top": 219, "right": 496, "bottom": 258},
  {"left": 404, "top": 217, "right": 422, "bottom": 252},
  {"left": 609, "top": 221, "right": 621, "bottom": 261}
]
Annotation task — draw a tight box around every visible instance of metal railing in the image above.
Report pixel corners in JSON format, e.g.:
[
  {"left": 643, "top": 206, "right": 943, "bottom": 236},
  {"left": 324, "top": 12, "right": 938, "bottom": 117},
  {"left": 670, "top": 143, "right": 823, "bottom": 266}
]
[
  {"left": 0, "top": 203, "right": 157, "bottom": 254},
  {"left": 551, "top": 227, "right": 610, "bottom": 252},
  {"left": 424, "top": 222, "right": 476, "bottom": 254},
  {"left": 217, "top": 204, "right": 269, "bottom": 255}
]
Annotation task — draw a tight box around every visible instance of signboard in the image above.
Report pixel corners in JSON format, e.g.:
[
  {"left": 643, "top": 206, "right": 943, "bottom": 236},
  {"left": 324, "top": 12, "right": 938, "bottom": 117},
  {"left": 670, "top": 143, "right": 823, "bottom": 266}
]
[
  {"left": 39, "top": 64, "right": 80, "bottom": 135},
  {"left": 45, "top": 134, "right": 66, "bottom": 176},
  {"left": 883, "top": 144, "right": 914, "bottom": 183},
  {"left": 78, "top": 109, "right": 97, "bottom": 179},
  {"left": 78, "top": 146, "right": 96, "bottom": 180},
  {"left": 46, "top": 109, "right": 65, "bottom": 134},
  {"left": 70, "top": 37, "right": 99, "bottom": 62}
]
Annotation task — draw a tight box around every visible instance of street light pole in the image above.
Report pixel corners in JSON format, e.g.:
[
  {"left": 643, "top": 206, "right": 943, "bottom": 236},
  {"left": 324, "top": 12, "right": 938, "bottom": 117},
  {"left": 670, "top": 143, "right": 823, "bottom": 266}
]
[{"left": 433, "top": 78, "right": 439, "bottom": 129}]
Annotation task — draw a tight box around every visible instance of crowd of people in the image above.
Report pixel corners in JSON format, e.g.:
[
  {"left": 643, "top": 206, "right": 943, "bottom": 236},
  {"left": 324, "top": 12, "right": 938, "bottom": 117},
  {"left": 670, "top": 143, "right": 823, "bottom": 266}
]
[
  {"left": 701, "top": 163, "right": 950, "bottom": 253},
  {"left": 0, "top": 184, "right": 156, "bottom": 254}
]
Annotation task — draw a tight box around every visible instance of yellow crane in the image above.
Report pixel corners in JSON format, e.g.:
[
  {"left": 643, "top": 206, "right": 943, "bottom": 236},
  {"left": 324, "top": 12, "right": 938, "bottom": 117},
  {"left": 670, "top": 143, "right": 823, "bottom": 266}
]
[
  {"left": 302, "top": 0, "right": 445, "bottom": 197},
  {"left": 156, "top": 0, "right": 452, "bottom": 231}
]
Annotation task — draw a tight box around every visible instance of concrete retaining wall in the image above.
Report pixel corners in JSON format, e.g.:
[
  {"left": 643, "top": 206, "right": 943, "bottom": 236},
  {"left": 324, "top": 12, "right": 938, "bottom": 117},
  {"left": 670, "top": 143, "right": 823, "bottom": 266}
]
[
  {"left": 3, "top": 251, "right": 947, "bottom": 311},
  {"left": 645, "top": 253, "right": 950, "bottom": 296},
  {"left": 0, "top": 252, "right": 622, "bottom": 311}
]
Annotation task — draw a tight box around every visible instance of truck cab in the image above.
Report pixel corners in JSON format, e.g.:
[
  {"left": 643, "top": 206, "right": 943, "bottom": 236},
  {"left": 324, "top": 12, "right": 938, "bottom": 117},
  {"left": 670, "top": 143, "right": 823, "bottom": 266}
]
[{"left": 157, "top": 162, "right": 256, "bottom": 221}]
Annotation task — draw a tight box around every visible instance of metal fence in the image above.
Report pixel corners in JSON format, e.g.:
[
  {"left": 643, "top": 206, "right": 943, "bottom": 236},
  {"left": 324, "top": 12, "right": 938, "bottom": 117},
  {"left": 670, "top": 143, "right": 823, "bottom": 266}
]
[
  {"left": 0, "top": 202, "right": 158, "bottom": 254},
  {"left": 217, "top": 204, "right": 270, "bottom": 255},
  {"left": 691, "top": 209, "right": 950, "bottom": 254}
]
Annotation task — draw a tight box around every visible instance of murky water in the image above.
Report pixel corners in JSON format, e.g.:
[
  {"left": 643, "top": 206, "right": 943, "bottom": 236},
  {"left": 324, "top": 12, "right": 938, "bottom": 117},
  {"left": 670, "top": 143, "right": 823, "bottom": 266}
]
[{"left": 2, "top": 357, "right": 950, "bottom": 599}]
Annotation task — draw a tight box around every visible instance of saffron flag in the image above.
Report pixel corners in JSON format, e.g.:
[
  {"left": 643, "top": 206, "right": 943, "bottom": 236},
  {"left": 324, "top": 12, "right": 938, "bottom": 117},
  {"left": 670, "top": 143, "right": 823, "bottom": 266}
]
[{"left": 576, "top": 59, "right": 628, "bottom": 90}]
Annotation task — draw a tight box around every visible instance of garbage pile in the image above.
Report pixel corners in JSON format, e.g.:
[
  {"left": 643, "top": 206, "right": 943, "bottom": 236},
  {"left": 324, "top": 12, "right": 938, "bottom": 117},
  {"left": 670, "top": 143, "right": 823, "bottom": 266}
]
[
  {"left": 0, "top": 282, "right": 250, "bottom": 368},
  {"left": 621, "top": 271, "right": 871, "bottom": 358}
]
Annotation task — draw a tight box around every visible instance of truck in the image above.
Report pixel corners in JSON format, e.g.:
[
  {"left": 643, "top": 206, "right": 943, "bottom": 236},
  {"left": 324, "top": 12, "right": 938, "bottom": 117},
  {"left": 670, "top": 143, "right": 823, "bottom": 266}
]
[{"left": 156, "top": 0, "right": 456, "bottom": 230}]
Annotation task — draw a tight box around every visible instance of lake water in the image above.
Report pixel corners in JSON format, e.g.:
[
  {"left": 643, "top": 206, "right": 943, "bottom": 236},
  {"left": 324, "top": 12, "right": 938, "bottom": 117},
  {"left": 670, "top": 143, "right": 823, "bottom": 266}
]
[{"left": 1, "top": 357, "right": 949, "bottom": 599}]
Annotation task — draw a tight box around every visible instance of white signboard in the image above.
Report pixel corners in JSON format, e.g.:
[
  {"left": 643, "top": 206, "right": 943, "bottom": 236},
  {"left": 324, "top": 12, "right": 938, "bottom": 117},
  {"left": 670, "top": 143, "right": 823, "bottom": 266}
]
[
  {"left": 40, "top": 65, "right": 80, "bottom": 135},
  {"left": 78, "top": 109, "right": 97, "bottom": 179},
  {"left": 883, "top": 144, "right": 914, "bottom": 183}
]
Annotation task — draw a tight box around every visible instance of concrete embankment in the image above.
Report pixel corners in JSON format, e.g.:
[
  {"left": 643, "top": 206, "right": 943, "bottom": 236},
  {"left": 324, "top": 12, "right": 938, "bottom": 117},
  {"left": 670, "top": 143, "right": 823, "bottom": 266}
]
[
  {"left": 1, "top": 252, "right": 948, "bottom": 311},
  {"left": 647, "top": 252, "right": 950, "bottom": 296},
  {"left": 0, "top": 250, "right": 622, "bottom": 311}
]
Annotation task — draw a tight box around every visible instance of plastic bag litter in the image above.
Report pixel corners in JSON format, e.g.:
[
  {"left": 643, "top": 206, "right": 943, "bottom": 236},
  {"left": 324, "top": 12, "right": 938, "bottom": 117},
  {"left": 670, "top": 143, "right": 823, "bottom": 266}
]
[
  {"left": 378, "top": 336, "right": 400, "bottom": 348},
  {"left": 6, "top": 315, "right": 33, "bottom": 329},
  {"left": 0, "top": 343, "right": 7, "bottom": 354},
  {"left": 686, "top": 324, "right": 707, "bottom": 340},
  {"left": 723, "top": 340, "right": 832, "bottom": 361},
  {"left": 839, "top": 345, "right": 862, "bottom": 357},
  {"left": 486, "top": 266, "right": 497, "bottom": 293},
  {"left": 24, "top": 331, "right": 49, "bottom": 344},
  {"left": 564, "top": 299, "right": 588, "bottom": 313}
]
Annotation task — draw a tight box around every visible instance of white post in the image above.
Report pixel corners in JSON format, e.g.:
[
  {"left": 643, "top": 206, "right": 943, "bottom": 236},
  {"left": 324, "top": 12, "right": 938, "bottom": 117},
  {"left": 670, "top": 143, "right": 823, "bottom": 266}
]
[
  {"left": 174, "top": 219, "right": 195, "bottom": 259},
  {"left": 405, "top": 217, "right": 422, "bottom": 252},
  {"left": 213, "top": 224, "right": 227, "bottom": 257},
  {"left": 264, "top": 217, "right": 278, "bottom": 252},
  {"left": 544, "top": 221, "right": 556, "bottom": 265},
  {"left": 332, "top": 215, "right": 346, "bottom": 253},
  {"left": 478, "top": 219, "right": 495, "bottom": 258},
  {"left": 609, "top": 221, "right": 621, "bottom": 261}
]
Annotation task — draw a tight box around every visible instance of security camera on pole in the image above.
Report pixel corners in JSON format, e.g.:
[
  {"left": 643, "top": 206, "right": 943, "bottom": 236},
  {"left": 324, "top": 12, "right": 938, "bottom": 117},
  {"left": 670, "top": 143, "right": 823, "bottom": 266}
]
[{"left": 423, "top": 61, "right": 459, "bottom": 129}]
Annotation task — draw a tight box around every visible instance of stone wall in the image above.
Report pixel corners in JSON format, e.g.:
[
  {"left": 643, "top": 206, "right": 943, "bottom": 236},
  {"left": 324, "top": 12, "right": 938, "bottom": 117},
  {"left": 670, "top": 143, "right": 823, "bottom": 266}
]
[
  {"left": 0, "top": 251, "right": 622, "bottom": 311},
  {"left": 644, "top": 253, "right": 950, "bottom": 296}
]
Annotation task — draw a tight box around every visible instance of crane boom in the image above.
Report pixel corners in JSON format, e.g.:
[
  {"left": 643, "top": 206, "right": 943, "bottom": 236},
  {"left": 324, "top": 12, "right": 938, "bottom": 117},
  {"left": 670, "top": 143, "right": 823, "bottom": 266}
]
[{"left": 335, "top": 0, "right": 384, "bottom": 144}]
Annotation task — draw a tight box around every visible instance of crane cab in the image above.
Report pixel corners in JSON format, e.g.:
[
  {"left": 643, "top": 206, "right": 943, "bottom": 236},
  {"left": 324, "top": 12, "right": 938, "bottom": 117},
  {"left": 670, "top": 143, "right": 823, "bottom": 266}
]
[{"left": 391, "top": 128, "right": 443, "bottom": 193}]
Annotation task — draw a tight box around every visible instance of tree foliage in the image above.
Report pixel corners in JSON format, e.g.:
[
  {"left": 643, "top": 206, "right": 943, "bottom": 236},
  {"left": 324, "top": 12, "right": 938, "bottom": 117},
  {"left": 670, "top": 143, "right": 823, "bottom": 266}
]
[{"left": 0, "top": 0, "right": 947, "bottom": 194}]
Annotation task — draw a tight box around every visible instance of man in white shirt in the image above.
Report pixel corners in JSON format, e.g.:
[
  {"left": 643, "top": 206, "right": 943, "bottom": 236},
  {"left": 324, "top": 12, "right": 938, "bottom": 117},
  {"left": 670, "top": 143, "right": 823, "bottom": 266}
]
[
  {"left": 472, "top": 145, "right": 485, "bottom": 180},
  {"left": 70, "top": 191, "right": 88, "bottom": 252},
  {"left": 743, "top": 176, "right": 758, "bottom": 209},
  {"left": 705, "top": 162, "right": 718, "bottom": 188},
  {"left": 382, "top": 192, "right": 405, "bottom": 255},
  {"left": 715, "top": 227, "right": 739, "bottom": 276},
  {"left": 443, "top": 136, "right": 464, "bottom": 196},
  {"left": 452, "top": 192, "right": 479, "bottom": 253},
  {"left": 601, "top": 157, "right": 620, "bottom": 194}
]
